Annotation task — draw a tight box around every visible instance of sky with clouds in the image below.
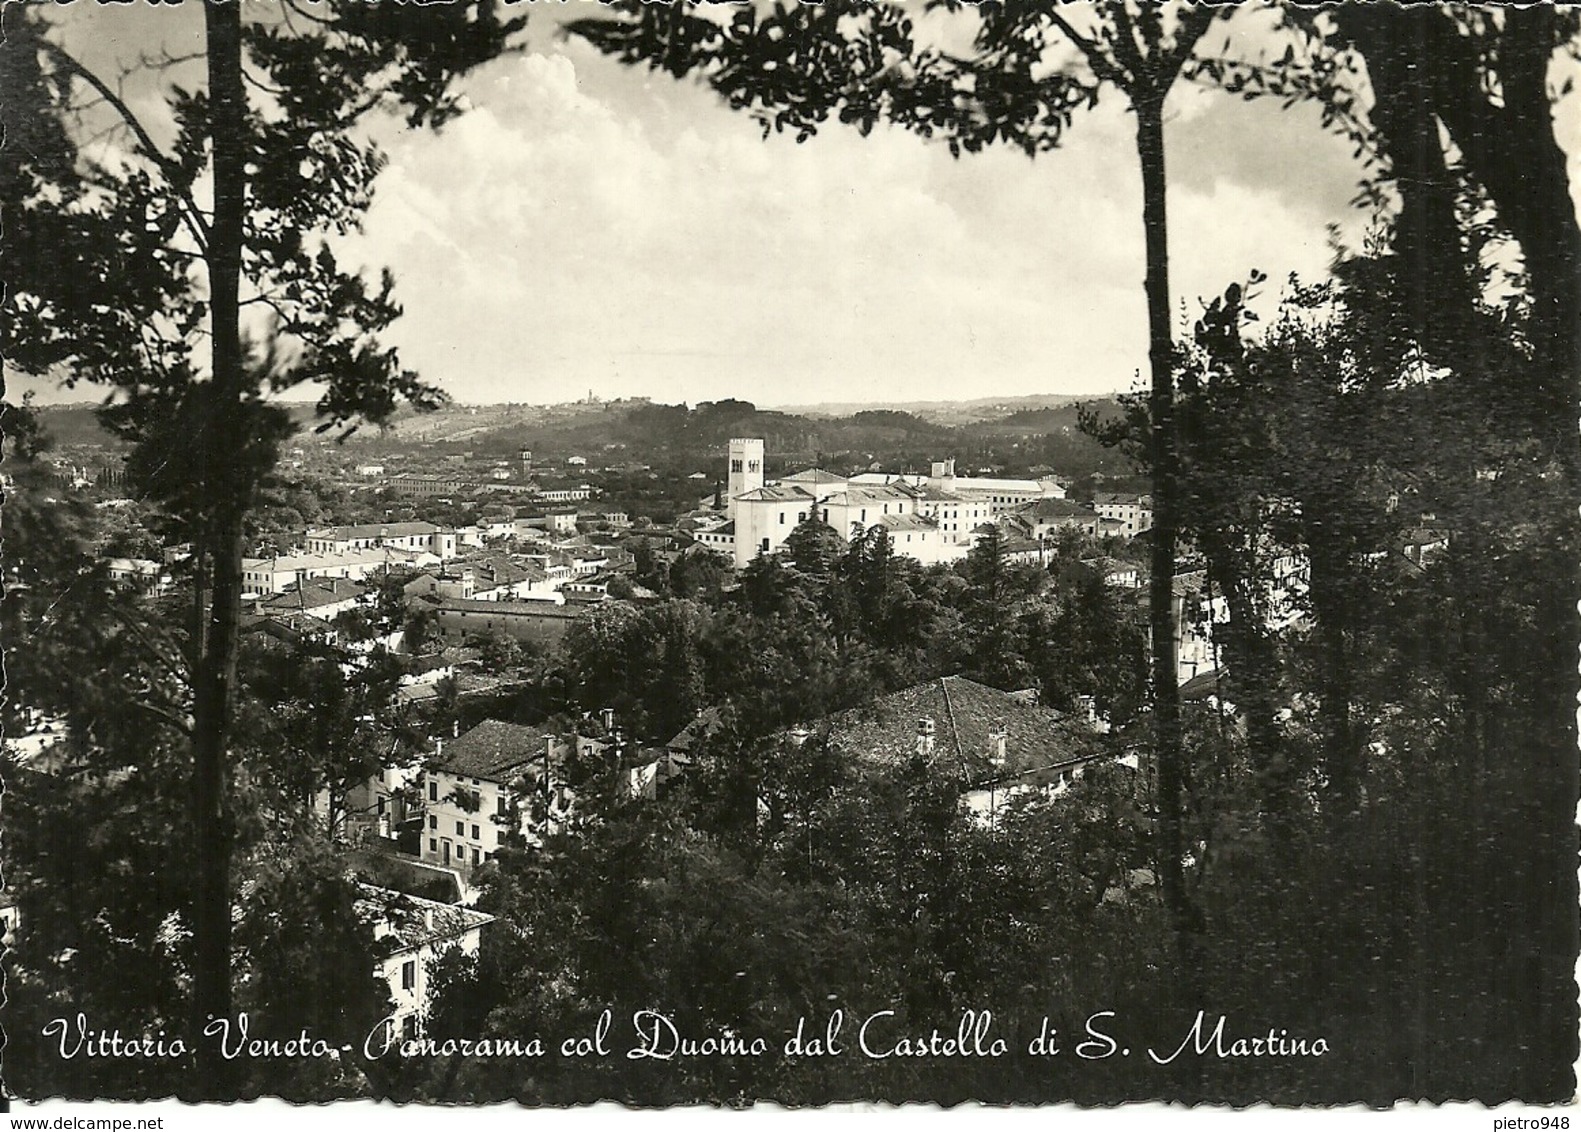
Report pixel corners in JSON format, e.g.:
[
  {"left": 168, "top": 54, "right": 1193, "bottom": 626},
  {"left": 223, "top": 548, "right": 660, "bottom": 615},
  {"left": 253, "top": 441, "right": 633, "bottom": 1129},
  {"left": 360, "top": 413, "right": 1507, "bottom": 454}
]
[{"left": 20, "top": 3, "right": 1578, "bottom": 409}]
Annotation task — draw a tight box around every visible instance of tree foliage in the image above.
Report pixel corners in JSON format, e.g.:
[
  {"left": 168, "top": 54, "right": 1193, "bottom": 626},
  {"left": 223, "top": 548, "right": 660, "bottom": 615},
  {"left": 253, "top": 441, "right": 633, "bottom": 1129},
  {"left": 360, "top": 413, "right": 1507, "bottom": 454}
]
[{"left": 2, "top": 0, "right": 524, "bottom": 1092}]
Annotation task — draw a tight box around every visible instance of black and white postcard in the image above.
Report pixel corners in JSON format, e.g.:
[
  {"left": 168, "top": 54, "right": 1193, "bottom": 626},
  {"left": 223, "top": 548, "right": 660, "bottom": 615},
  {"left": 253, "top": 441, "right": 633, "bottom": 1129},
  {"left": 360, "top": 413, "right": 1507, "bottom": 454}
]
[{"left": 2, "top": 0, "right": 1576, "bottom": 1117}]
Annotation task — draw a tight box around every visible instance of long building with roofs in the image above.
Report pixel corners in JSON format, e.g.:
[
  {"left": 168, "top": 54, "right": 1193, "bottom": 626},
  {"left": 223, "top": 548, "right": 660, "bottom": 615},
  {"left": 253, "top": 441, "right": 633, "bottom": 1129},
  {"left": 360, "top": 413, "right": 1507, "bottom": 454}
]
[{"left": 712, "top": 439, "right": 1034, "bottom": 569}]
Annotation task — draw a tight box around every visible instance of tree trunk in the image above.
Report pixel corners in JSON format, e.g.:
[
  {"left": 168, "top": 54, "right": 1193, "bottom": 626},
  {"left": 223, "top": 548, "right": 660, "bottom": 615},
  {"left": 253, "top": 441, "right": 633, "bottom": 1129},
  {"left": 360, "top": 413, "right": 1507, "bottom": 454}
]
[
  {"left": 1201, "top": 550, "right": 1288, "bottom": 829},
  {"left": 1306, "top": 541, "right": 1358, "bottom": 818},
  {"left": 189, "top": 1, "right": 246, "bottom": 1093},
  {"left": 1340, "top": 5, "right": 1581, "bottom": 447},
  {"left": 1135, "top": 92, "right": 1187, "bottom": 934},
  {"left": 1332, "top": 4, "right": 1475, "bottom": 359}
]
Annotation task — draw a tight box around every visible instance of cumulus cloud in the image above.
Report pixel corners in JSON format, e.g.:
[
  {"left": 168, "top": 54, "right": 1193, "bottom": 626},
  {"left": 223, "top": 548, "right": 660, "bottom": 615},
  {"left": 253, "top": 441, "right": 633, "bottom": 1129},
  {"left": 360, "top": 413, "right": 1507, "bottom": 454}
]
[{"left": 344, "top": 37, "right": 1363, "bottom": 409}]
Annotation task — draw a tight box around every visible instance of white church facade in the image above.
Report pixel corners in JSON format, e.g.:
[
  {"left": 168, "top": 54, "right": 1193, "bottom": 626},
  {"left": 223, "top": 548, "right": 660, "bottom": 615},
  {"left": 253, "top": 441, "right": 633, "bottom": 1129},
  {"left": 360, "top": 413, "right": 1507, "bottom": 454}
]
[{"left": 706, "top": 439, "right": 1064, "bottom": 571}]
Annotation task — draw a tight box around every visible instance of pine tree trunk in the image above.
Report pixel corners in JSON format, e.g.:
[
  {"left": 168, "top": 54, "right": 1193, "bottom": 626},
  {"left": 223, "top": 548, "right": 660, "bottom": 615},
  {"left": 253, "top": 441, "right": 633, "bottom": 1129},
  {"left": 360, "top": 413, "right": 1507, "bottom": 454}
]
[
  {"left": 189, "top": 1, "right": 246, "bottom": 1091},
  {"left": 1135, "top": 92, "right": 1186, "bottom": 933}
]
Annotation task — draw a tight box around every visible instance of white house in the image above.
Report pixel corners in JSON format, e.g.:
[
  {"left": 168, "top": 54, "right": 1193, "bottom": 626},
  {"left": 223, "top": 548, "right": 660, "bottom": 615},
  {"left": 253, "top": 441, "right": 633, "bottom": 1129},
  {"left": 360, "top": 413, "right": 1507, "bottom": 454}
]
[
  {"left": 105, "top": 557, "right": 173, "bottom": 595},
  {"left": 1092, "top": 492, "right": 1154, "bottom": 538},
  {"left": 304, "top": 522, "right": 458, "bottom": 561},
  {"left": 419, "top": 721, "right": 573, "bottom": 873},
  {"left": 360, "top": 885, "right": 492, "bottom": 1045},
  {"left": 242, "top": 549, "right": 395, "bottom": 595}
]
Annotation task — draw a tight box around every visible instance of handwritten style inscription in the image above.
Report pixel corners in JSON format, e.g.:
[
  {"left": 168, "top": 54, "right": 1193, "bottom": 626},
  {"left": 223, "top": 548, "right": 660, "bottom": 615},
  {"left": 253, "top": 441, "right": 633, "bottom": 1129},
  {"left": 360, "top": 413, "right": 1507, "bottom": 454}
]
[{"left": 43, "top": 1009, "right": 1328, "bottom": 1064}]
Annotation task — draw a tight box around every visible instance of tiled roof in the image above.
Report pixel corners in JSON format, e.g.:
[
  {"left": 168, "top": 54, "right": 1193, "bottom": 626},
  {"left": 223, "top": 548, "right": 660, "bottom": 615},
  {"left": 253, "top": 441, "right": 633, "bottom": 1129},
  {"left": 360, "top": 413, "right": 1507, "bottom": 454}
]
[
  {"left": 1018, "top": 498, "right": 1099, "bottom": 520},
  {"left": 876, "top": 513, "right": 938, "bottom": 533},
  {"left": 1179, "top": 669, "right": 1225, "bottom": 701},
  {"left": 782, "top": 468, "right": 847, "bottom": 484},
  {"left": 467, "top": 555, "right": 545, "bottom": 587},
  {"left": 357, "top": 884, "right": 493, "bottom": 954},
  {"left": 260, "top": 576, "right": 369, "bottom": 611},
  {"left": 435, "top": 719, "right": 556, "bottom": 779},
  {"left": 735, "top": 485, "right": 816, "bottom": 503},
  {"left": 1093, "top": 492, "right": 1151, "bottom": 507},
  {"left": 309, "top": 521, "right": 439, "bottom": 540},
  {"left": 789, "top": 676, "right": 1098, "bottom": 786},
  {"left": 830, "top": 484, "right": 916, "bottom": 504},
  {"left": 242, "top": 549, "right": 390, "bottom": 572},
  {"left": 667, "top": 706, "right": 724, "bottom": 752},
  {"left": 947, "top": 476, "right": 1043, "bottom": 493},
  {"left": 437, "top": 598, "right": 582, "bottom": 617},
  {"left": 1171, "top": 570, "right": 1208, "bottom": 597}
]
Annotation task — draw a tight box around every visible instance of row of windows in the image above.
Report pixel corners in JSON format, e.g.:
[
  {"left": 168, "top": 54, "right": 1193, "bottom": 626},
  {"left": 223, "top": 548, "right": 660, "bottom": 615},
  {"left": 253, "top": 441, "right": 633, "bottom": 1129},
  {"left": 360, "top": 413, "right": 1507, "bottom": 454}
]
[
  {"left": 428, "top": 837, "right": 487, "bottom": 866},
  {"left": 428, "top": 816, "right": 484, "bottom": 840}
]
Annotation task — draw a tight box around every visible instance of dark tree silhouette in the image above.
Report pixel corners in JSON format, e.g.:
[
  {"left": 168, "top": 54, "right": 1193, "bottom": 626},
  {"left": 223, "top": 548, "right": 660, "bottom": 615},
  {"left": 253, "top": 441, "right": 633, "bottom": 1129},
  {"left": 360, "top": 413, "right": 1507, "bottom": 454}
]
[{"left": 2, "top": 3, "right": 524, "bottom": 1090}]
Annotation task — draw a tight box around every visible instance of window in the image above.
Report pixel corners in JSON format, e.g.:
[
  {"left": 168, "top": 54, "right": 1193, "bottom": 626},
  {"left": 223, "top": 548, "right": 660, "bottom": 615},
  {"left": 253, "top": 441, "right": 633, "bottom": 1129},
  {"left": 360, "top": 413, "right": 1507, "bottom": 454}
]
[
  {"left": 428, "top": 780, "right": 438, "bottom": 802},
  {"left": 472, "top": 847, "right": 481, "bottom": 865},
  {"left": 779, "top": 512, "right": 785, "bottom": 525},
  {"left": 428, "top": 816, "right": 437, "bottom": 830},
  {"left": 456, "top": 821, "right": 465, "bottom": 836},
  {"left": 731, "top": 459, "right": 743, "bottom": 473},
  {"left": 401, "top": 960, "right": 416, "bottom": 990},
  {"left": 429, "top": 837, "right": 437, "bottom": 852},
  {"left": 471, "top": 824, "right": 481, "bottom": 840}
]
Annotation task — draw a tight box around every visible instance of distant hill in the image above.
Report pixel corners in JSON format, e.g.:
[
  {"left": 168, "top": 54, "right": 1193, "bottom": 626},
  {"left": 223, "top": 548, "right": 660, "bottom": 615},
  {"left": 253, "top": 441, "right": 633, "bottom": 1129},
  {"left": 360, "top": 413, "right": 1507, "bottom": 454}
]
[
  {"left": 770, "top": 393, "right": 1102, "bottom": 426},
  {"left": 25, "top": 402, "right": 327, "bottom": 450},
  {"left": 20, "top": 393, "right": 1139, "bottom": 484},
  {"left": 352, "top": 395, "right": 1135, "bottom": 482}
]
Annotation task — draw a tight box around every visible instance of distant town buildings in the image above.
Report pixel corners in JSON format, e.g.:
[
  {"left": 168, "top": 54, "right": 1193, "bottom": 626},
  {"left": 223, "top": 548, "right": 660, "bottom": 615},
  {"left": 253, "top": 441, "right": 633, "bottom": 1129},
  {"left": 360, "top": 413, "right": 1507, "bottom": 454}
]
[
  {"left": 706, "top": 440, "right": 1072, "bottom": 569},
  {"left": 242, "top": 549, "right": 413, "bottom": 595},
  {"left": 306, "top": 521, "right": 458, "bottom": 560},
  {"left": 430, "top": 599, "right": 586, "bottom": 648}
]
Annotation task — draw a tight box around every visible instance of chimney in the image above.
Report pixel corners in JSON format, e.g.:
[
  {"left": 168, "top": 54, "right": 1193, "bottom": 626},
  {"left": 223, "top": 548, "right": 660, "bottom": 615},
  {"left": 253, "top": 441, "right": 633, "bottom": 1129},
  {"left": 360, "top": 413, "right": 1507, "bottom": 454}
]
[
  {"left": 988, "top": 730, "right": 1007, "bottom": 766},
  {"left": 917, "top": 717, "right": 936, "bottom": 756},
  {"left": 453, "top": 718, "right": 460, "bottom": 738}
]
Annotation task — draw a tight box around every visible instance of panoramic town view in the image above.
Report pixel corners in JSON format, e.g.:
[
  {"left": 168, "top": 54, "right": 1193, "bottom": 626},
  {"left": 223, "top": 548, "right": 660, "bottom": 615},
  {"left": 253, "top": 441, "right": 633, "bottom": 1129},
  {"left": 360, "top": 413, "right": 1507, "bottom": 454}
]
[{"left": 2, "top": 0, "right": 1577, "bottom": 1115}]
